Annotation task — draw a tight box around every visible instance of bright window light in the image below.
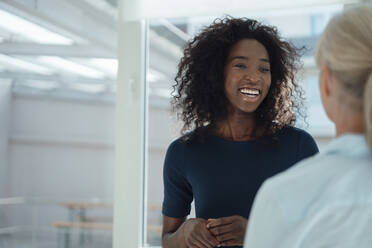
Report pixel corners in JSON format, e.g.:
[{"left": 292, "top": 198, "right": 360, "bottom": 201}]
[
  {"left": 0, "top": 9, "right": 73, "bottom": 45},
  {"left": 0, "top": 54, "right": 53, "bottom": 74},
  {"left": 302, "top": 56, "right": 316, "bottom": 69},
  {"left": 19, "top": 80, "right": 59, "bottom": 90},
  {"left": 38, "top": 56, "right": 106, "bottom": 79},
  {"left": 148, "top": 69, "right": 166, "bottom": 83},
  {"left": 89, "top": 58, "right": 118, "bottom": 77},
  {"left": 151, "top": 88, "right": 172, "bottom": 98},
  {"left": 68, "top": 82, "right": 106, "bottom": 94}
]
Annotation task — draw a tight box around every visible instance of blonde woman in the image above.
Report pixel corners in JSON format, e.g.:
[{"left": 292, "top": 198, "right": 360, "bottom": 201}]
[{"left": 243, "top": 5, "right": 372, "bottom": 248}]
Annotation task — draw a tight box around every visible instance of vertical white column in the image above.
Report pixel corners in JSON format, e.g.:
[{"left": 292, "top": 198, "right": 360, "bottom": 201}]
[
  {"left": 0, "top": 79, "right": 12, "bottom": 198},
  {"left": 114, "top": 1, "right": 146, "bottom": 247}
]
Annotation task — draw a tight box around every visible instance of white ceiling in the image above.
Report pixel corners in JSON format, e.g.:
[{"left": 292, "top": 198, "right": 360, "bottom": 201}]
[
  {"left": 0, "top": 0, "right": 361, "bottom": 107},
  {"left": 0, "top": 0, "right": 182, "bottom": 100},
  {"left": 120, "top": 0, "right": 358, "bottom": 20}
]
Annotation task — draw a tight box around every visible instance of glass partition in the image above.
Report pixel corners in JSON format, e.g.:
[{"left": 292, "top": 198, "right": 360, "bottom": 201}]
[{"left": 0, "top": 1, "right": 117, "bottom": 247}]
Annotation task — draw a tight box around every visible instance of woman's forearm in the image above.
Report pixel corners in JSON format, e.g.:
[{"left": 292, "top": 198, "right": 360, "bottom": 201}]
[{"left": 162, "top": 222, "right": 187, "bottom": 248}]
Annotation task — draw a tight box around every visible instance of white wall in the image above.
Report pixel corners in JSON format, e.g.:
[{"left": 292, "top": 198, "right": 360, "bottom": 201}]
[
  {"left": 3, "top": 92, "right": 174, "bottom": 232},
  {"left": 9, "top": 94, "right": 116, "bottom": 200},
  {"left": 4, "top": 93, "right": 116, "bottom": 232}
]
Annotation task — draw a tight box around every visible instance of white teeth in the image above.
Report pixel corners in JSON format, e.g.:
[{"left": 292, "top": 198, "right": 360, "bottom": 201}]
[{"left": 239, "top": 88, "right": 260, "bottom": 95}]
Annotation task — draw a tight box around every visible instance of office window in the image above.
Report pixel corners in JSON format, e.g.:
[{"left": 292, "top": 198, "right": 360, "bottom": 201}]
[{"left": 0, "top": 1, "right": 117, "bottom": 247}]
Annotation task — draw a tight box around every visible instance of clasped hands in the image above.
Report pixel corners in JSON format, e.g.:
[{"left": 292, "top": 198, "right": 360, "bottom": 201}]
[{"left": 183, "top": 215, "right": 247, "bottom": 248}]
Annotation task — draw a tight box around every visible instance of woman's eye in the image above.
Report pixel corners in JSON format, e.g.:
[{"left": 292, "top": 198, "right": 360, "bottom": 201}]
[
  {"left": 234, "top": 63, "right": 246, "bottom": 69},
  {"left": 260, "top": 67, "right": 270, "bottom": 73}
]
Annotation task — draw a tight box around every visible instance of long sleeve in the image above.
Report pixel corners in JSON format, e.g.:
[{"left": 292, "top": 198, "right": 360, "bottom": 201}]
[{"left": 244, "top": 181, "right": 292, "bottom": 248}]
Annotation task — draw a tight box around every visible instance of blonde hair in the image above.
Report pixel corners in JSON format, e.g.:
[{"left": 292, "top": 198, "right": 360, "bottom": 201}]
[{"left": 315, "top": 5, "right": 372, "bottom": 151}]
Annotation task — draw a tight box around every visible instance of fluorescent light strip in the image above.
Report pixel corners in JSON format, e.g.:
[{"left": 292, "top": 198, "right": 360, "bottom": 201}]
[
  {"left": 19, "top": 80, "right": 59, "bottom": 90},
  {"left": 68, "top": 82, "right": 106, "bottom": 94},
  {"left": 38, "top": 56, "right": 106, "bottom": 79},
  {"left": 88, "top": 58, "right": 118, "bottom": 77},
  {"left": 0, "top": 9, "right": 73, "bottom": 45},
  {"left": 0, "top": 54, "right": 53, "bottom": 74}
]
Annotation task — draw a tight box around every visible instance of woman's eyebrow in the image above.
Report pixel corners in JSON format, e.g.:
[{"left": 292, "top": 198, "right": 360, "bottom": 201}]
[
  {"left": 230, "top": 56, "right": 270, "bottom": 63},
  {"left": 231, "top": 56, "right": 249, "bottom": 61}
]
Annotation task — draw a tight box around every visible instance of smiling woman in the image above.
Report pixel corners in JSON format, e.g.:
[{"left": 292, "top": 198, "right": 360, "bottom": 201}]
[
  {"left": 173, "top": 18, "right": 307, "bottom": 142},
  {"left": 161, "top": 17, "right": 319, "bottom": 248},
  {"left": 224, "top": 39, "right": 272, "bottom": 115}
]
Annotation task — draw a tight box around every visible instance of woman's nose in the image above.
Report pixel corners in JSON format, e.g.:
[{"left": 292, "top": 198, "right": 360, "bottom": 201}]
[{"left": 243, "top": 71, "right": 260, "bottom": 83}]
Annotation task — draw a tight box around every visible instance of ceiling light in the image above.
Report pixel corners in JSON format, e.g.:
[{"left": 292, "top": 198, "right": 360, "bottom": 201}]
[
  {"left": 88, "top": 58, "right": 118, "bottom": 77},
  {"left": 0, "top": 9, "right": 73, "bottom": 45},
  {"left": 68, "top": 82, "right": 106, "bottom": 94},
  {"left": 38, "top": 56, "right": 106, "bottom": 79},
  {"left": 0, "top": 54, "right": 53, "bottom": 74},
  {"left": 19, "top": 80, "right": 59, "bottom": 90}
]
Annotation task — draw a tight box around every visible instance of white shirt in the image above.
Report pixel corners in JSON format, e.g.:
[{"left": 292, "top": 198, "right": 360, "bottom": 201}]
[{"left": 244, "top": 134, "right": 372, "bottom": 248}]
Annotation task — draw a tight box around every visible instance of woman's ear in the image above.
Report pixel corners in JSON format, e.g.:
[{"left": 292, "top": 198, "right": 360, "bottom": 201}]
[
  {"left": 319, "top": 65, "right": 335, "bottom": 122},
  {"left": 319, "top": 65, "right": 332, "bottom": 98}
]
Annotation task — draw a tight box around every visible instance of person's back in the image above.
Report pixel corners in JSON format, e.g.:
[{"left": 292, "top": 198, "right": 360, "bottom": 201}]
[
  {"left": 245, "top": 134, "right": 372, "bottom": 247},
  {"left": 244, "top": 5, "right": 372, "bottom": 248},
  {"left": 297, "top": 146, "right": 372, "bottom": 247}
]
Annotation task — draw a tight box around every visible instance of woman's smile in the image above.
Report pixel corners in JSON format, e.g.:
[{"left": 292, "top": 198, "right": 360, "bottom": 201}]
[{"left": 238, "top": 87, "right": 261, "bottom": 102}]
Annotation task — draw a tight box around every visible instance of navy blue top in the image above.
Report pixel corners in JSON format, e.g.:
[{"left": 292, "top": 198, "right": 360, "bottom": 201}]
[{"left": 162, "top": 126, "right": 319, "bottom": 248}]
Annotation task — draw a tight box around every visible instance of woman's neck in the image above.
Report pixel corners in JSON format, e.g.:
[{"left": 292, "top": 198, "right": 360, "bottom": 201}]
[
  {"left": 331, "top": 86, "right": 365, "bottom": 137},
  {"left": 335, "top": 109, "right": 365, "bottom": 137},
  {"left": 216, "top": 112, "right": 256, "bottom": 141}
]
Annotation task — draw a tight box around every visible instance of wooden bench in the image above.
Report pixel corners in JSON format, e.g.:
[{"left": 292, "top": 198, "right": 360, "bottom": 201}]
[
  {"left": 50, "top": 221, "right": 112, "bottom": 248},
  {"left": 50, "top": 221, "right": 162, "bottom": 248}
]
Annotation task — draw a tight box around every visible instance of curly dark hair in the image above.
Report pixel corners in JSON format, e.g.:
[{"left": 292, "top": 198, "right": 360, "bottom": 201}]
[{"left": 172, "top": 17, "right": 305, "bottom": 142}]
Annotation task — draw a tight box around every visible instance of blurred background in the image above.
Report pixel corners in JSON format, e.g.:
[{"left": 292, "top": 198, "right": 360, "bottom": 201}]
[{"left": 0, "top": 0, "right": 343, "bottom": 247}]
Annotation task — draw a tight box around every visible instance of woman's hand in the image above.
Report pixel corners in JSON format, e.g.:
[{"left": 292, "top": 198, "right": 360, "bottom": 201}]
[
  {"left": 183, "top": 218, "right": 220, "bottom": 248},
  {"left": 207, "top": 215, "right": 248, "bottom": 246}
]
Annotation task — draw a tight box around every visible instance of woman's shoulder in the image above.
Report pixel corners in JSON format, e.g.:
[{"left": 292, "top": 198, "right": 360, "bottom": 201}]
[
  {"left": 166, "top": 133, "right": 201, "bottom": 153},
  {"left": 169, "top": 127, "right": 217, "bottom": 146},
  {"left": 164, "top": 133, "right": 212, "bottom": 172},
  {"left": 166, "top": 136, "right": 187, "bottom": 154},
  {"left": 278, "top": 125, "right": 309, "bottom": 135},
  {"left": 164, "top": 138, "right": 188, "bottom": 172},
  {"left": 277, "top": 125, "right": 319, "bottom": 158},
  {"left": 277, "top": 126, "right": 315, "bottom": 142}
]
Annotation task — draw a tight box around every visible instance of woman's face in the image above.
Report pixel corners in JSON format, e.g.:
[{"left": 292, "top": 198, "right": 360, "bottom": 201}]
[{"left": 224, "top": 39, "right": 272, "bottom": 115}]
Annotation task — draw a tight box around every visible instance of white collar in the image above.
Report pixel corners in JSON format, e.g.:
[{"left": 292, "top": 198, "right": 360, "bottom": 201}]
[{"left": 322, "top": 133, "right": 370, "bottom": 157}]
